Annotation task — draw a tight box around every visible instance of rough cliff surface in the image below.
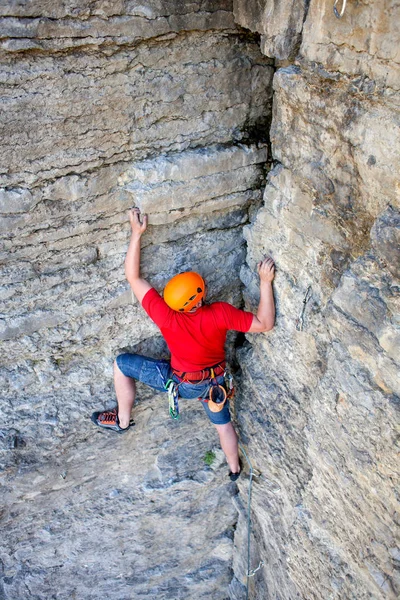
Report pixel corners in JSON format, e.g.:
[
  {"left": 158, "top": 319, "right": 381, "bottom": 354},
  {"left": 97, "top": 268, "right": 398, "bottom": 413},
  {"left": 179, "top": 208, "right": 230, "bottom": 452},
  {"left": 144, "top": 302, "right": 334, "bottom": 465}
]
[
  {"left": 0, "top": 2, "right": 273, "bottom": 598},
  {"left": 234, "top": 1, "right": 400, "bottom": 599},
  {"left": 0, "top": 0, "right": 272, "bottom": 457},
  {"left": 1, "top": 1, "right": 399, "bottom": 599}
]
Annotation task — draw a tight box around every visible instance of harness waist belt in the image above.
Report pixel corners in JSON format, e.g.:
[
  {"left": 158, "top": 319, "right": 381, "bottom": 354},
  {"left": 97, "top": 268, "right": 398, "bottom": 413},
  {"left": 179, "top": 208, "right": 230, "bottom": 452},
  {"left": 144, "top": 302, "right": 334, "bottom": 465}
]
[{"left": 172, "top": 362, "right": 226, "bottom": 383}]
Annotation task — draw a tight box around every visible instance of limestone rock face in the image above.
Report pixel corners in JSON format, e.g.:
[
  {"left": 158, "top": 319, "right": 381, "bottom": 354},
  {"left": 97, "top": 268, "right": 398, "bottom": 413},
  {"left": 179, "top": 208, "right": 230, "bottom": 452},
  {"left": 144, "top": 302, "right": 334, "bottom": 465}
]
[
  {"left": 239, "top": 166, "right": 399, "bottom": 599},
  {"left": 0, "top": 1, "right": 236, "bottom": 54},
  {"left": 301, "top": 0, "right": 400, "bottom": 93},
  {"left": 1, "top": 1, "right": 399, "bottom": 599},
  {"left": 0, "top": 1, "right": 273, "bottom": 459},
  {"left": 1, "top": 392, "right": 239, "bottom": 599},
  {"left": 271, "top": 67, "right": 399, "bottom": 224},
  {"left": 0, "top": 4, "right": 273, "bottom": 598},
  {"left": 233, "top": 0, "right": 309, "bottom": 60},
  {"left": 0, "top": 22, "right": 270, "bottom": 188},
  {"left": 122, "top": 144, "right": 268, "bottom": 225},
  {"left": 236, "top": 1, "right": 400, "bottom": 599}
]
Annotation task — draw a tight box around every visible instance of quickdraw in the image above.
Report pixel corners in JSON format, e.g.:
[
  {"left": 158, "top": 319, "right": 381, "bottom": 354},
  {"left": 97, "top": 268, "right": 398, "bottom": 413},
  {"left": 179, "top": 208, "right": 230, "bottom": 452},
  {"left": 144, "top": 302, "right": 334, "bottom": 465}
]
[
  {"left": 156, "top": 365, "right": 180, "bottom": 420},
  {"left": 295, "top": 285, "right": 312, "bottom": 332},
  {"left": 225, "top": 368, "right": 234, "bottom": 397},
  {"left": 165, "top": 378, "right": 180, "bottom": 420}
]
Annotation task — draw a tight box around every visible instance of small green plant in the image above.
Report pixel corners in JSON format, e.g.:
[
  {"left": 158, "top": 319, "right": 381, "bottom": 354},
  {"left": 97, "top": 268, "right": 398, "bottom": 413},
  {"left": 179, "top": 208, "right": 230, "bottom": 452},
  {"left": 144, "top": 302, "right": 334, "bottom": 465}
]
[{"left": 203, "top": 450, "right": 216, "bottom": 466}]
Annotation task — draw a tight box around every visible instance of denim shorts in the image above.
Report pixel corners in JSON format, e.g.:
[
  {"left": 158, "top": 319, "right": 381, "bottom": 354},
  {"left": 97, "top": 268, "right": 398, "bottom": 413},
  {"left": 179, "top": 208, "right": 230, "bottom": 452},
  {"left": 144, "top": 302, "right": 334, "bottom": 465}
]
[{"left": 116, "top": 353, "right": 231, "bottom": 425}]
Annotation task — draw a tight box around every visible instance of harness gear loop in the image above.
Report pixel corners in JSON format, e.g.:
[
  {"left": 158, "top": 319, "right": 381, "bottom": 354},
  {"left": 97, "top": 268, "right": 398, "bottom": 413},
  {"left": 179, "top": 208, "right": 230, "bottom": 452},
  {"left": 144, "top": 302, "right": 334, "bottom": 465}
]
[{"left": 333, "top": 0, "right": 347, "bottom": 19}]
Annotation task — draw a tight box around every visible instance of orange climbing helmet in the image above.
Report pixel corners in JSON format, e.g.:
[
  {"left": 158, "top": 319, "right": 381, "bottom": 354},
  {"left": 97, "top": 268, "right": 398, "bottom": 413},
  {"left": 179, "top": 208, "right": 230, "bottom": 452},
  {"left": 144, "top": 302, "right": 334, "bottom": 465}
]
[{"left": 164, "top": 271, "right": 205, "bottom": 312}]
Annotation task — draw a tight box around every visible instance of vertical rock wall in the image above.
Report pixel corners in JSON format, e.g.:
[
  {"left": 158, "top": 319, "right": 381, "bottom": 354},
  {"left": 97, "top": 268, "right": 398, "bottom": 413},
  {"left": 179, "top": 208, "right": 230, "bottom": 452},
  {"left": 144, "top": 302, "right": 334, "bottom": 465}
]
[
  {"left": 0, "top": 3, "right": 275, "bottom": 598},
  {"left": 1, "top": 1, "right": 399, "bottom": 598},
  {"left": 234, "top": 1, "right": 400, "bottom": 599},
  {"left": 0, "top": 1, "right": 273, "bottom": 460}
]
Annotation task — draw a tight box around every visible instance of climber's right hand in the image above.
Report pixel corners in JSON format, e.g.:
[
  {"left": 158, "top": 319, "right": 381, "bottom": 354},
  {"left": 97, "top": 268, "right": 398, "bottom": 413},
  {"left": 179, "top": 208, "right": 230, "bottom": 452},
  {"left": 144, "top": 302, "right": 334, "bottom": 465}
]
[
  {"left": 129, "top": 207, "right": 148, "bottom": 237},
  {"left": 258, "top": 257, "right": 275, "bottom": 283}
]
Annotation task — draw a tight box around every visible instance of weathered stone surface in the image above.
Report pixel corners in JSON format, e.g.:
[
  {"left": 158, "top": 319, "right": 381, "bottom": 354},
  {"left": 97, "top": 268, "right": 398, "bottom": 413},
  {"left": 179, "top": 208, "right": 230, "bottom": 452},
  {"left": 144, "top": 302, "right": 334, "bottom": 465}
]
[
  {"left": 1, "top": 0, "right": 400, "bottom": 599},
  {"left": 233, "top": 0, "right": 309, "bottom": 60},
  {"left": 301, "top": 0, "right": 400, "bottom": 93},
  {"left": 0, "top": 0, "right": 236, "bottom": 52},
  {"left": 0, "top": 7, "right": 273, "bottom": 596},
  {"left": 371, "top": 206, "right": 400, "bottom": 279},
  {"left": 238, "top": 185, "right": 400, "bottom": 598},
  {"left": 0, "top": 27, "right": 272, "bottom": 187},
  {"left": 0, "top": 188, "right": 36, "bottom": 214},
  {"left": 271, "top": 67, "right": 400, "bottom": 224},
  {"left": 0, "top": 392, "right": 239, "bottom": 599},
  {"left": 0, "top": 0, "right": 272, "bottom": 462},
  {"left": 232, "top": 1, "right": 400, "bottom": 598},
  {"left": 122, "top": 143, "right": 268, "bottom": 224}
]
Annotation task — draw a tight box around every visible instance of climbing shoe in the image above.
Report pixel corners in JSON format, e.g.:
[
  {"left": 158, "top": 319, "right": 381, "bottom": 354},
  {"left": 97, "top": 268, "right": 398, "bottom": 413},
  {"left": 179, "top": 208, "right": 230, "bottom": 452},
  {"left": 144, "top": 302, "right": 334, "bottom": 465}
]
[
  {"left": 91, "top": 408, "right": 134, "bottom": 433},
  {"left": 229, "top": 458, "right": 242, "bottom": 482}
]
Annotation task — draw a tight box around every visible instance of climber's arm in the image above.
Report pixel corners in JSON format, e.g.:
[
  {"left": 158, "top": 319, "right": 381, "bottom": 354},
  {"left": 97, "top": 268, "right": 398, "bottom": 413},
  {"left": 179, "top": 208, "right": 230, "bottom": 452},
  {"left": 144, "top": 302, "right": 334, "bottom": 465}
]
[
  {"left": 248, "top": 257, "right": 275, "bottom": 333},
  {"left": 125, "top": 208, "right": 152, "bottom": 304}
]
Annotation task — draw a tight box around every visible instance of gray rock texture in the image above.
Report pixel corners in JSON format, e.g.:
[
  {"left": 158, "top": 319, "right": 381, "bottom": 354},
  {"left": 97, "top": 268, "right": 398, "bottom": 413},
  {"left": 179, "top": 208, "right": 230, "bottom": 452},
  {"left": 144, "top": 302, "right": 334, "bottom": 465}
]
[
  {"left": 301, "top": 0, "right": 400, "bottom": 93},
  {"left": 1, "top": 392, "right": 239, "bottom": 599},
  {"left": 0, "top": 2, "right": 273, "bottom": 597},
  {"left": 235, "top": 1, "right": 400, "bottom": 599},
  {"left": 233, "top": 0, "right": 310, "bottom": 60},
  {"left": 0, "top": 0, "right": 273, "bottom": 459},
  {"left": 1, "top": 0, "right": 399, "bottom": 599}
]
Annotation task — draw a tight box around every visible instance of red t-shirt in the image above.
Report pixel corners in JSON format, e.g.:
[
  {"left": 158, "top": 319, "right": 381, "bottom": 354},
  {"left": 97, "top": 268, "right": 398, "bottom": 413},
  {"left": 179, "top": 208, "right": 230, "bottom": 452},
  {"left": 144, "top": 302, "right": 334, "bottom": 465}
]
[{"left": 142, "top": 288, "right": 253, "bottom": 371}]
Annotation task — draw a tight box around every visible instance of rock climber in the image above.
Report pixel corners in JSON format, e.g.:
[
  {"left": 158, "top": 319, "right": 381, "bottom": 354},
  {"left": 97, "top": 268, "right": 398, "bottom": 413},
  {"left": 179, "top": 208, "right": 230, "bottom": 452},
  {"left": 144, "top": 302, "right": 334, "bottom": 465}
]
[{"left": 91, "top": 208, "right": 275, "bottom": 480}]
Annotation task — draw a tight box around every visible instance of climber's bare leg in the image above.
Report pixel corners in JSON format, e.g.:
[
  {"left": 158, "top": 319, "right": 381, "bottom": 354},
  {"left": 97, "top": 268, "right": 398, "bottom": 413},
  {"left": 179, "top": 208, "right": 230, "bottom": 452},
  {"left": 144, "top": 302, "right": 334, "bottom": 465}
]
[
  {"left": 114, "top": 359, "right": 136, "bottom": 429},
  {"left": 215, "top": 422, "right": 240, "bottom": 473}
]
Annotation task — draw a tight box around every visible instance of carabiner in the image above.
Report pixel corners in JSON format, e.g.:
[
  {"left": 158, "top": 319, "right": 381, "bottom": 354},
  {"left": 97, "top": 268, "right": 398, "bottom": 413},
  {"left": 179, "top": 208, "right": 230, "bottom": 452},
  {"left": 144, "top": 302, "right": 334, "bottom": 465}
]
[
  {"left": 166, "top": 380, "right": 180, "bottom": 420},
  {"left": 333, "top": 0, "right": 347, "bottom": 19}
]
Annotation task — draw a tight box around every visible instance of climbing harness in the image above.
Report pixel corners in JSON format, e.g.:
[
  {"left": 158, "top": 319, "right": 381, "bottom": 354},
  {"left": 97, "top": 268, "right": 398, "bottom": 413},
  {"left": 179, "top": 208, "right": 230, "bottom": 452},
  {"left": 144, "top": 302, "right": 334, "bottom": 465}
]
[
  {"left": 158, "top": 362, "right": 230, "bottom": 420},
  {"left": 172, "top": 362, "right": 226, "bottom": 384},
  {"left": 170, "top": 362, "right": 231, "bottom": 415},
  {"left": 333, "top": 0, "right": 347, "bottom": 19},
  {"left": 295, "top": 285, "right": 312, "bottom": 331}
]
